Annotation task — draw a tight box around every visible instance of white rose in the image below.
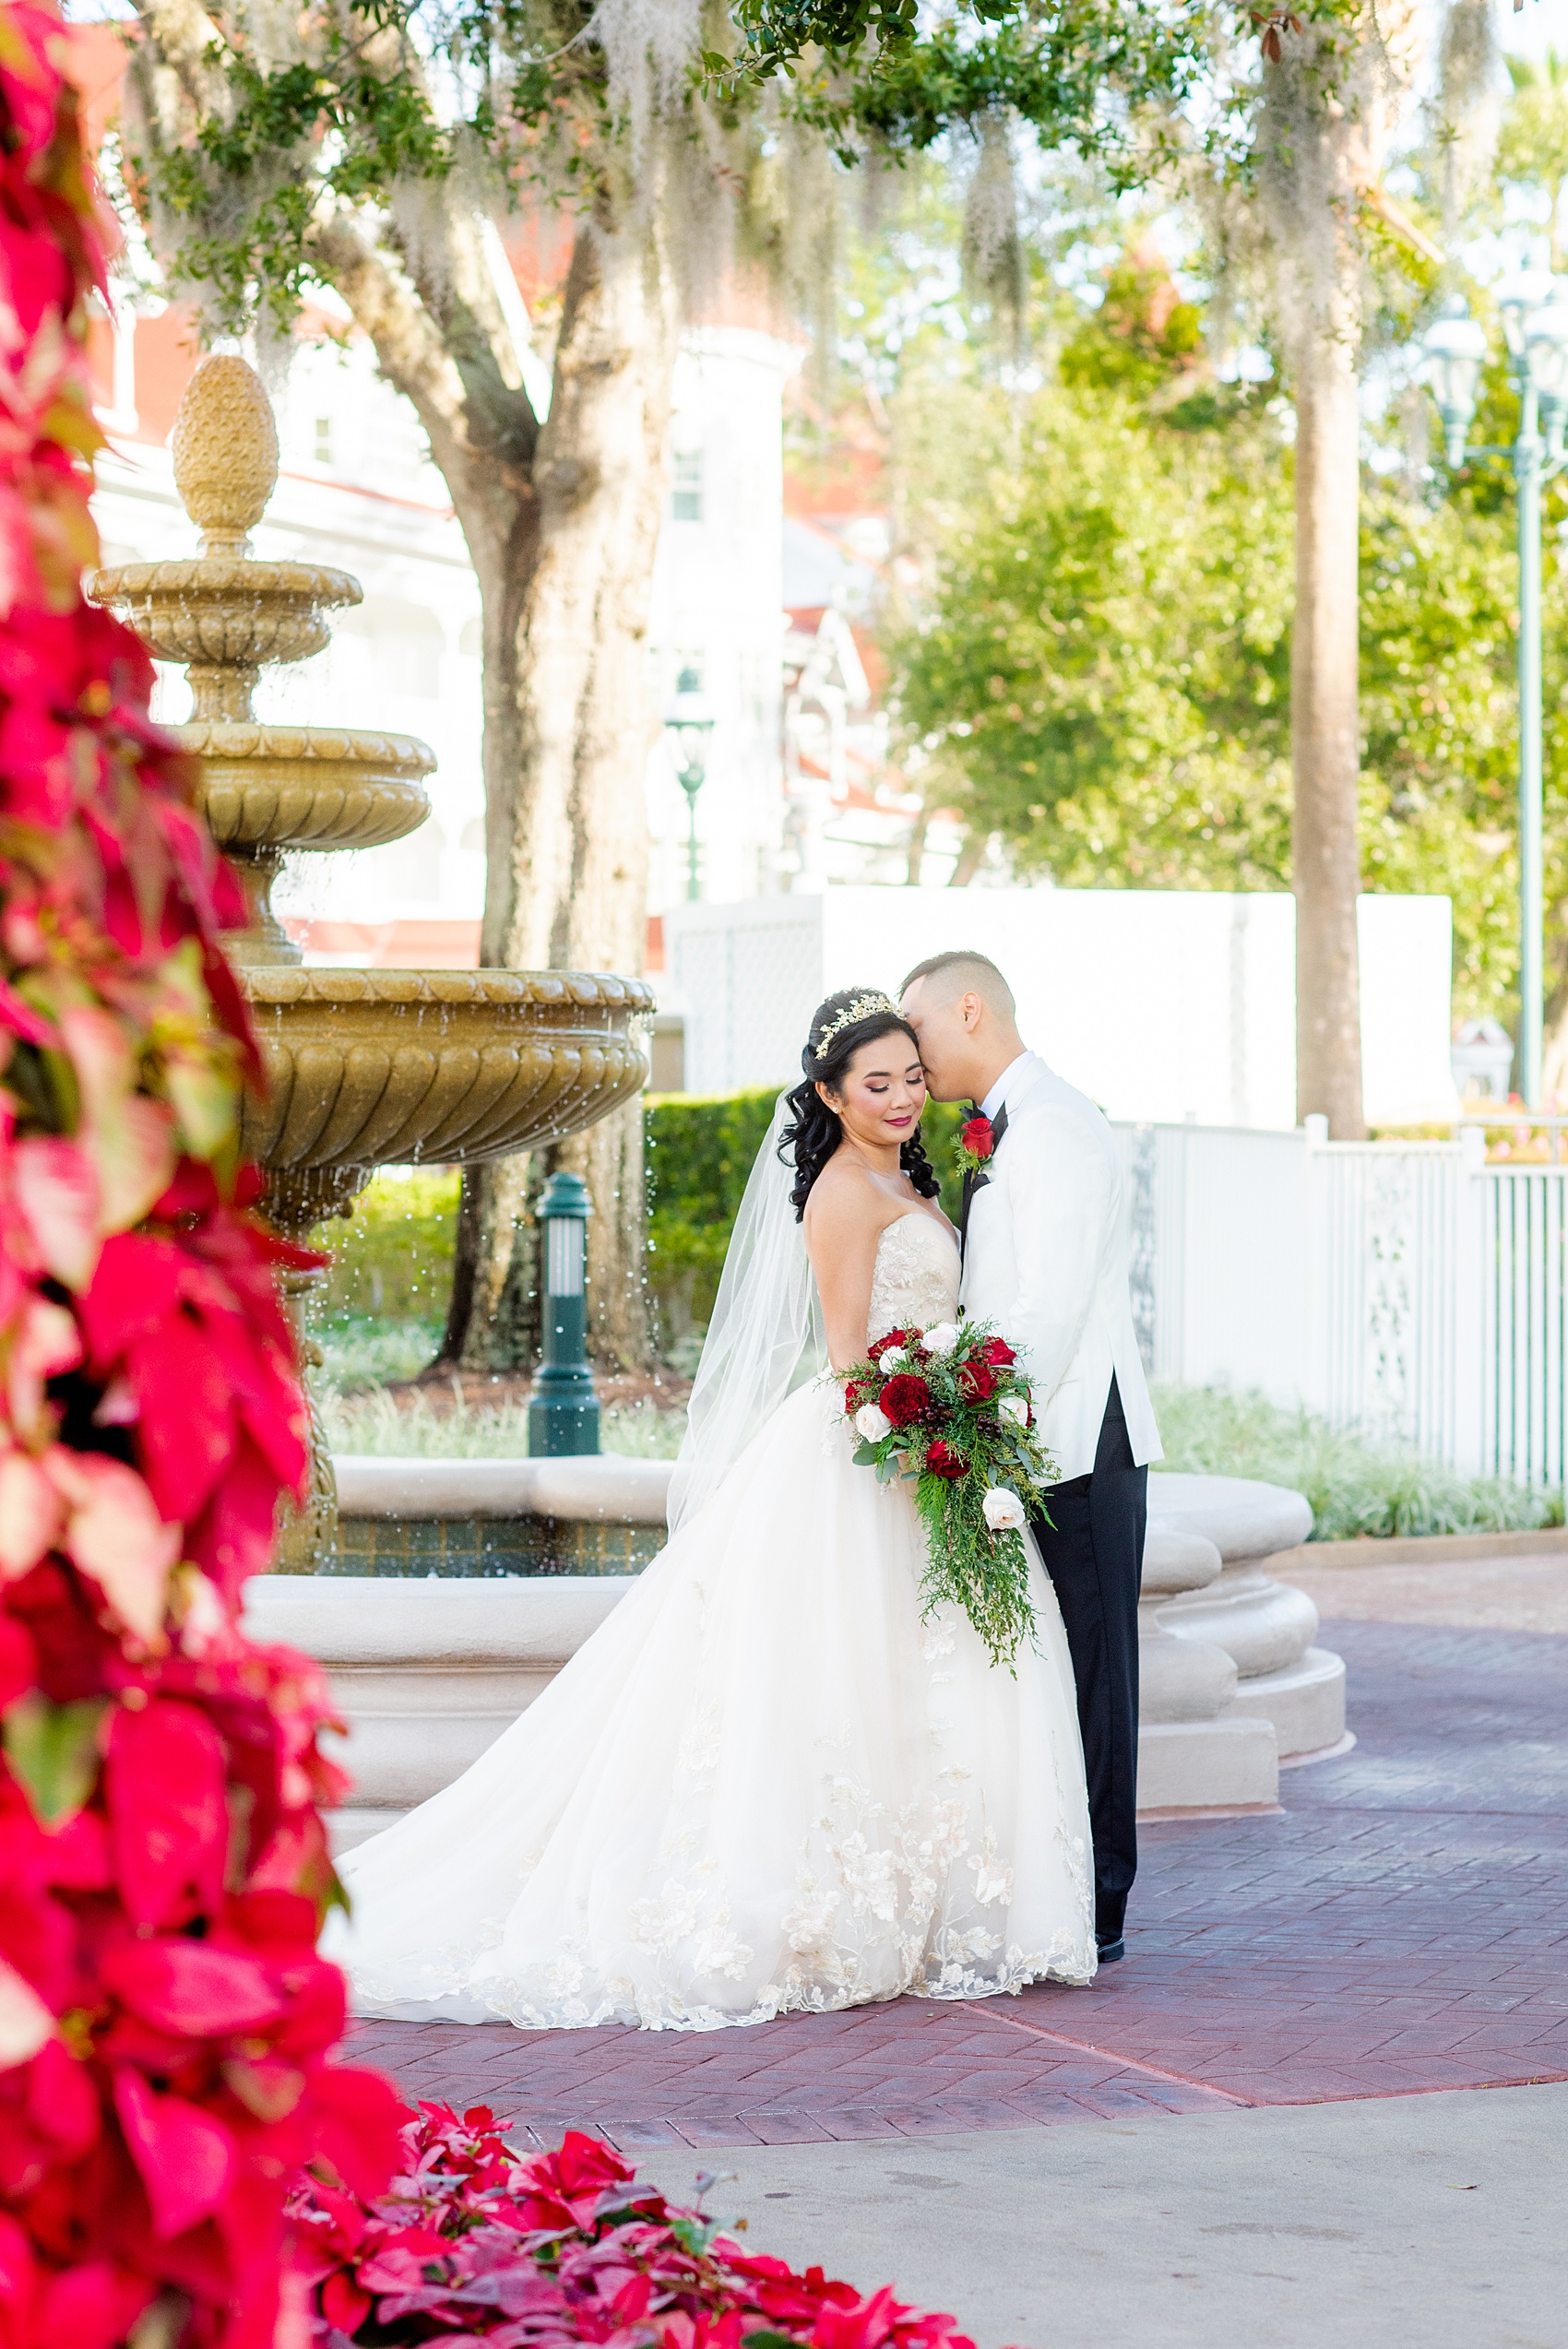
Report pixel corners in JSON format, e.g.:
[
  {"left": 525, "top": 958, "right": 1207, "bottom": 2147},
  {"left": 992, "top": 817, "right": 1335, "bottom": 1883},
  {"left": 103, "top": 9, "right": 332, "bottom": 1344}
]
[
  {"left": 855, "top": 1403, "right": 893, "bottom": 1443},
  {"left": 997, "top": 1393, "right": 1030, "bottom": 1429},
  {"left": 877, "top": 1347, "right": 909, "bottom": 1373},
  {"left": 981, "top": 1484, "right": 1027, "bottom": 1533},
  {"left": 921, "top": 1322, "right": 961, "bottom": 1357}
]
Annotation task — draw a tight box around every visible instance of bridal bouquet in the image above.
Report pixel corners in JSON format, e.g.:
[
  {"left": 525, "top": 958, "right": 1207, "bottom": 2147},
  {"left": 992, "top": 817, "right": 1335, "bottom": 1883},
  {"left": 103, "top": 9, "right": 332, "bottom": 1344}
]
[{"left": 840, "top": 1318, "right": 1056, "bottom": 1667}]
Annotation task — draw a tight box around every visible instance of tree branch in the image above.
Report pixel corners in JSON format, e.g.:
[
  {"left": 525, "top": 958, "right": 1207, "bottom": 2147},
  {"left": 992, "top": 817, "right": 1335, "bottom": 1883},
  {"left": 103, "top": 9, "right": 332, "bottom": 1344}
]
[{"left": 308, "top": 208, "right": 534, "bottom": 573}]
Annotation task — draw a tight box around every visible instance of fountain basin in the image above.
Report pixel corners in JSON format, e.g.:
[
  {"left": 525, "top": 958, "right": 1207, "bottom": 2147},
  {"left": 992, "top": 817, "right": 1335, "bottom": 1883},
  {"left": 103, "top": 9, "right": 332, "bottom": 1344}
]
[
  {"left": 183, "top": 723, "right": 434, "bottom": 852},
  {"left": 241, "top": 968, "right": 653, "bottom": 1219},
  {"left": 91, "top": 554, "right": 359, "bottom": 672}
]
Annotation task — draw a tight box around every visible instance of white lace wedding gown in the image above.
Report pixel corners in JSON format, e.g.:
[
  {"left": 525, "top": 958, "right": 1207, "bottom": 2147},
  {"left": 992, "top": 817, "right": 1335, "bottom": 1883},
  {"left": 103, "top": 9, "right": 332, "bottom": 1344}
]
[{"left": 327, "top": 1213, "right": 1096, "bottom": 2030}]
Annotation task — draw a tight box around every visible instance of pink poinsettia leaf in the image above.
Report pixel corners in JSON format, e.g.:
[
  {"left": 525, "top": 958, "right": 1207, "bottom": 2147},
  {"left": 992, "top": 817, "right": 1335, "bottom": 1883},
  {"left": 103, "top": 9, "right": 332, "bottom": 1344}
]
[
  {"left": 0, "top": 1447, "right": 64, "bottom": 1580},
  {"left": 45, "top": 1448, "right": 181, "bottom": 1643},
  {"left": 11, "top": 1134, "right": 100, "bottom": 1287}
]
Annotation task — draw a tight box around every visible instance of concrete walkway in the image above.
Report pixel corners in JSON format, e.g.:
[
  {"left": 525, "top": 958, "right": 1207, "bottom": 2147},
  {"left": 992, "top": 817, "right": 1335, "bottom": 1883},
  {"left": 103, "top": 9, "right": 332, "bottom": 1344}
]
[{"left": 636, "top": 2082, "right": 1567, "bottom": 2349}]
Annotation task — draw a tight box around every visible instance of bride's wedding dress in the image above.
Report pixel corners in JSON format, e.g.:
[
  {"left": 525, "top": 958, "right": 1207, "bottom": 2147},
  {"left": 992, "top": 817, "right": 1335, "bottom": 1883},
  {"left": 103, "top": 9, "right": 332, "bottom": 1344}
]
[{"left": 327, "top": 1212, "right": 1097, "bottom": 2030}]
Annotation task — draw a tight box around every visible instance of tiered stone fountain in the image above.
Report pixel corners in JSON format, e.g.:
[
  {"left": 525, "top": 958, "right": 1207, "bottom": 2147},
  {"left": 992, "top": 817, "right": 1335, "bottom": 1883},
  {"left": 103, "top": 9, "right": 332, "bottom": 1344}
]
[{"left": 92, "top": 357, "right": 652, "bottom": 1566}]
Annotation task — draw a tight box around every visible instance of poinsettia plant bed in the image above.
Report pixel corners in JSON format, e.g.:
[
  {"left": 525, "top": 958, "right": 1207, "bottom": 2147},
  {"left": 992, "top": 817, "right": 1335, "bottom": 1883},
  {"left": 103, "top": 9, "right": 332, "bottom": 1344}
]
[
  {"left": 291, "top": 2100, "right": 990, "bottom": 2349},
  {"left": 839, "top": 1317, "right": 1056, "bottom": 1668},
  {"left": 0, "top": 11, "right": 401, "bottom": 2346}
]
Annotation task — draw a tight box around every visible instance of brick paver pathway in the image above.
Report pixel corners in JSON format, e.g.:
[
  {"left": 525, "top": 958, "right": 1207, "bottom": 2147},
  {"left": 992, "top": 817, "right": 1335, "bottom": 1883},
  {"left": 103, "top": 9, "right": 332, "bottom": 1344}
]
[{"left": 347, "top": 1621, "right": 1568, "bottom": 2147}]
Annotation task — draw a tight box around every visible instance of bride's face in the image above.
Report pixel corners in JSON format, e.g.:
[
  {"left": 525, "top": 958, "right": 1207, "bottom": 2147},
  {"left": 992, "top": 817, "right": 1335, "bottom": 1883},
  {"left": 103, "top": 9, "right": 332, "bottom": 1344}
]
[{"left": 818, "top": 1035, "right": 928, "bottom": 1157}]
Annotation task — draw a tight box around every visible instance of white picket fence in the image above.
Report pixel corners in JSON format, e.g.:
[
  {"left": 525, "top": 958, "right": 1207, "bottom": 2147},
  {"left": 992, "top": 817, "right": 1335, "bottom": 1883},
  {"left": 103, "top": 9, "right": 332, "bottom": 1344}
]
[{"left": 1113, "top": 1118, "right": 1568, "bottom": 1487}]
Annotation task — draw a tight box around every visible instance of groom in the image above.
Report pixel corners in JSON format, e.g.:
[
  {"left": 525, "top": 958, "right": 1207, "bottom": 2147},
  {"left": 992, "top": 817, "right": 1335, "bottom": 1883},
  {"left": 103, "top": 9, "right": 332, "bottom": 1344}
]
[{"left": 899, "top": 951, "right": 1161, "bottom": 1965}]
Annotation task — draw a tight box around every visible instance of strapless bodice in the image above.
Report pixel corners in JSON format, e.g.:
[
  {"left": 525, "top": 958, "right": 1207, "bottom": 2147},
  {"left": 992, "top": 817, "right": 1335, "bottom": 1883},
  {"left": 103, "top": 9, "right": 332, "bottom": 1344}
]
[{"left": 867, "top": 1213, "right": 960, "bottom": 1347}]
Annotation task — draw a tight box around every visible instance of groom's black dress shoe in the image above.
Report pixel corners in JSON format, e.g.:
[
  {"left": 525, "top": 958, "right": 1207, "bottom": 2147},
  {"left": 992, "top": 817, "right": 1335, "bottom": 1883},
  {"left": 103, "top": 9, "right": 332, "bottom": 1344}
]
[{"left": 1096, "top": 1937, "right": 1125, "bottom": 1965}]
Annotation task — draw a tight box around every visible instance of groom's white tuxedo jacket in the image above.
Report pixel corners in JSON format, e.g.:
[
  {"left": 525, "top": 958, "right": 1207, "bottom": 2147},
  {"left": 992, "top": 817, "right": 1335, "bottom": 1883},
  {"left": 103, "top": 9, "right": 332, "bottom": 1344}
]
[{"left": 959, "top": 1055, "right": 1161, "bottom": 1484}]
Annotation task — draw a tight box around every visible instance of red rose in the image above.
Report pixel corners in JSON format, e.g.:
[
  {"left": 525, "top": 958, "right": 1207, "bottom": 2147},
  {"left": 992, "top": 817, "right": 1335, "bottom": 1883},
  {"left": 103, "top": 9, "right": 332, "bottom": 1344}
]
[
  {"left": 959, "top": 1116, "right": 994, "bottom": 1159},
  {"left": 980, "top": 1335, "right": 1016, "bottom": 1366},
  {"left": 844, "top": 1378, "right": 873, "bottom": 1414},
  {"left": 880, "top": 1373, "right": 932, "bottom": 1428},
  {"left": 925, "top": 1439, "right": 968, "bottom": 1480},
  {"left": 868, "top": 1326, "right": 917, "bottom": 1364},
  {"left": 958, "top": 1360, "right": 998, "bottom": 1403}
]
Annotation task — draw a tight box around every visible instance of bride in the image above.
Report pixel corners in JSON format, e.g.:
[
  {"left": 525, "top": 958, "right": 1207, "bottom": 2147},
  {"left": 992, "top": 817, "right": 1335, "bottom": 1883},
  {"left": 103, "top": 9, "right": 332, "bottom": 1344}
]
[{"left": 327, "top": 991, "right": 1097, "bottom": 2030}]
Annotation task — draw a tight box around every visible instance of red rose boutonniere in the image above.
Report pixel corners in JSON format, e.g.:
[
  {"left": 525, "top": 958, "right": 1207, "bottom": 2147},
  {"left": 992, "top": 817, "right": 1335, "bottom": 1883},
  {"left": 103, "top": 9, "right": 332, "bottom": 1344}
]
[{"left": 956, "top": 1114, "right": 995, "bottom": 1180}]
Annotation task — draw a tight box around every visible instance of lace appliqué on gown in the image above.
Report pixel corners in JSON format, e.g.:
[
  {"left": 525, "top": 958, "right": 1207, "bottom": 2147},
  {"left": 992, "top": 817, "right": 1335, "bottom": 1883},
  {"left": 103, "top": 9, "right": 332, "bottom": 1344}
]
[{"left": 332, "top": 1213, "right": 1096, "bottom": 2031}]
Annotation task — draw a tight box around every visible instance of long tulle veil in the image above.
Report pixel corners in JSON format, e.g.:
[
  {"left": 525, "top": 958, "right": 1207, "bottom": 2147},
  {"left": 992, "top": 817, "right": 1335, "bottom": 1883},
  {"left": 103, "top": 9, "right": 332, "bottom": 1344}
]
[{"left": 666, "top": 1093, "right": 826, "bottom": 1535}]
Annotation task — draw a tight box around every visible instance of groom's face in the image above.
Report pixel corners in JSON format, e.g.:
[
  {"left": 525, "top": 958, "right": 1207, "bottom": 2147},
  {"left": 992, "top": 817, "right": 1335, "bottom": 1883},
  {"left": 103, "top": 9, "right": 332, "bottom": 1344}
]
[{"left": 899, "top": 979, "right": 976, "bottom": 1103}]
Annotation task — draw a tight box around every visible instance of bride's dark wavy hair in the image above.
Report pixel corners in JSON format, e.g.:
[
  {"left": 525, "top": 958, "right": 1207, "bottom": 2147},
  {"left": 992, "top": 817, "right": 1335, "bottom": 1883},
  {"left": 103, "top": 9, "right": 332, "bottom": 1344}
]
[{"left": 781, "top": 989, "right": 942, "bottom": 1219}]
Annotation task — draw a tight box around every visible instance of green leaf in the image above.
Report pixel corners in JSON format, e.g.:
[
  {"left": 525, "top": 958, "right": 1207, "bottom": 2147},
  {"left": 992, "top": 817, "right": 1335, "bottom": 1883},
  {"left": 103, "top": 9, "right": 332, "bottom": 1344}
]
[
  {"left": 852, "top": 1441, "right": 881, "bottom": 1465},
  {"left": 2, "top": 1692, "right": 108, "bottom": 1829}
]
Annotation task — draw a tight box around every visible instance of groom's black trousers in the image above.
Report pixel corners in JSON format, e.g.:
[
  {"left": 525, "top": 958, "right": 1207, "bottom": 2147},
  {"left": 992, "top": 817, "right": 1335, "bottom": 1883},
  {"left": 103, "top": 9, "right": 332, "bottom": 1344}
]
[{"left": 1027, "top": 1377, "right": 1145, "bottom": 1945}]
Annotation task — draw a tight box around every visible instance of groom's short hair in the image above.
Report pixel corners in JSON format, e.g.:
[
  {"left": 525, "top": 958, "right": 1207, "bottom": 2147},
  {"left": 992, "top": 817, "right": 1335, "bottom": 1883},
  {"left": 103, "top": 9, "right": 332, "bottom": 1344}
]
[{"left": 899, "top": 950, "right": 1016, "bottom": 1019}]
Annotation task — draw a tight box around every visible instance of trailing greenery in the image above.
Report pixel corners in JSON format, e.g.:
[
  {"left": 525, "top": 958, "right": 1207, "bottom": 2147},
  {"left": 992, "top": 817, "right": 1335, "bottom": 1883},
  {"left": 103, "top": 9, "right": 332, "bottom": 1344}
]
[{"left": 1153, "top": 1382, "right": 1562, "bottom": 1543}]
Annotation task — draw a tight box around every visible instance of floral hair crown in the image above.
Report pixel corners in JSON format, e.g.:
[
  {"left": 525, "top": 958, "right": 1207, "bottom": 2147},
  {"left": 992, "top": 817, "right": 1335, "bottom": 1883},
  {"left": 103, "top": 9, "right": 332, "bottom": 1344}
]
[{"left": 812, "top": 991, "right": 900, "bottom": 1057}]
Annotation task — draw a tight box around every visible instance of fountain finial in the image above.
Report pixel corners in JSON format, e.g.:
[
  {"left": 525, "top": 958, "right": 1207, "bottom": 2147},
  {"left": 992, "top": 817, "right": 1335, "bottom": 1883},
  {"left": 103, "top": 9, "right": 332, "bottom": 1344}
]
[{"left": 172, "top": 354, "right": 280, "bottom": 555}]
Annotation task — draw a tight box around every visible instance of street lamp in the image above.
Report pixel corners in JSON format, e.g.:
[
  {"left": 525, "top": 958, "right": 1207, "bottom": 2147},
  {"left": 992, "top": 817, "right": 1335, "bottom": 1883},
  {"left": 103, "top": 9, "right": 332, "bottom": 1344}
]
[
  {"left": 1422, "top": 283, "right": 1568, "bottom": 1107},
  {"left": 528, "top": 1170, "right": 600, "bottom": 1456},
  {"left": 664, "top": 666, "right": 714, "bottom": 902}
]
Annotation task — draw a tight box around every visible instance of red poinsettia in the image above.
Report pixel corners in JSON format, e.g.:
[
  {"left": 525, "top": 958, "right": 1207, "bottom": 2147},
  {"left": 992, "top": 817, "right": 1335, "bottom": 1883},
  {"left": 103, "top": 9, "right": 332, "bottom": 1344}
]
[
  {"left": 290, "top": 2103, "right": 992, "bottom": 2349},
  {"left": 0, "top": 13, "right": 398, "bottom": 2345}
]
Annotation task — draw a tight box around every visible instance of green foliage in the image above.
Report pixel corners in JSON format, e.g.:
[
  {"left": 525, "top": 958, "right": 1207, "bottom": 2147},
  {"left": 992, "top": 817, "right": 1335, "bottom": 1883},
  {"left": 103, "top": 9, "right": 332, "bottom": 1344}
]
[
  {"left": 644, "top": 1087, "right": 781, "bottom": 1335},
  {"left": 879, "top": 234, "right": 1568, "bottom": 1027},
  {"left": 135, "top": 1, "right": 1208, "bottom": 338},
  {"left": 1498, "top": 49, "right": 1568, "bottom": 264},
  {"left": 890, "top": 379, "right": 1296, "bottom": 892},
  {"left": 1153, "top": 1382, "right": 1562, "bottom": 1541},
  {"left": 316, "top": 1313, "right": 445, "bottom": 1394},
  {"left": 320, "top": 1169, "right": 459, "bottom": 1320},
  {"left": 323, "top": 1387, "right": 684, "bottom": 1458}
]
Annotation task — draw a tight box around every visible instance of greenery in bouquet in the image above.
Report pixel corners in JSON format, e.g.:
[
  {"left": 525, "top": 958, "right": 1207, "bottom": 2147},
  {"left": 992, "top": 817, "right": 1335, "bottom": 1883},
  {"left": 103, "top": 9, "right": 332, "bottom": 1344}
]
[
  {"left": 289, "top": 2099, "right": 984, "bottom": 2349},
  {"left": 839, "top": 1320, "right": 1054, "bottom": 1668}
]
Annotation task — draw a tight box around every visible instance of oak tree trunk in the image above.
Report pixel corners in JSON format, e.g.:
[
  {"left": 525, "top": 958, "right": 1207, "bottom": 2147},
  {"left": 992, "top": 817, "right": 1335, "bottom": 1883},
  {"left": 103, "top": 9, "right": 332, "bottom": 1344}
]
[{"left": 445, "top": 206, "right": 678, "bottom": 1372}]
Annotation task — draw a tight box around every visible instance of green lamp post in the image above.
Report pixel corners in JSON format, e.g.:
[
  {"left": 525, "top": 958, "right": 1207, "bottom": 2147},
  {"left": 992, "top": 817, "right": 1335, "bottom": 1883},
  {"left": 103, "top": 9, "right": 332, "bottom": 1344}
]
[
  {"left": 665, "top": 665, "right": 715, "bottom": 901},
  {"left": 1421, "top": 280, "right": 1568, "bottom": 1108},
  {"left": 528, "top": 1169, "right": 600, "bottom": 1456}
]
